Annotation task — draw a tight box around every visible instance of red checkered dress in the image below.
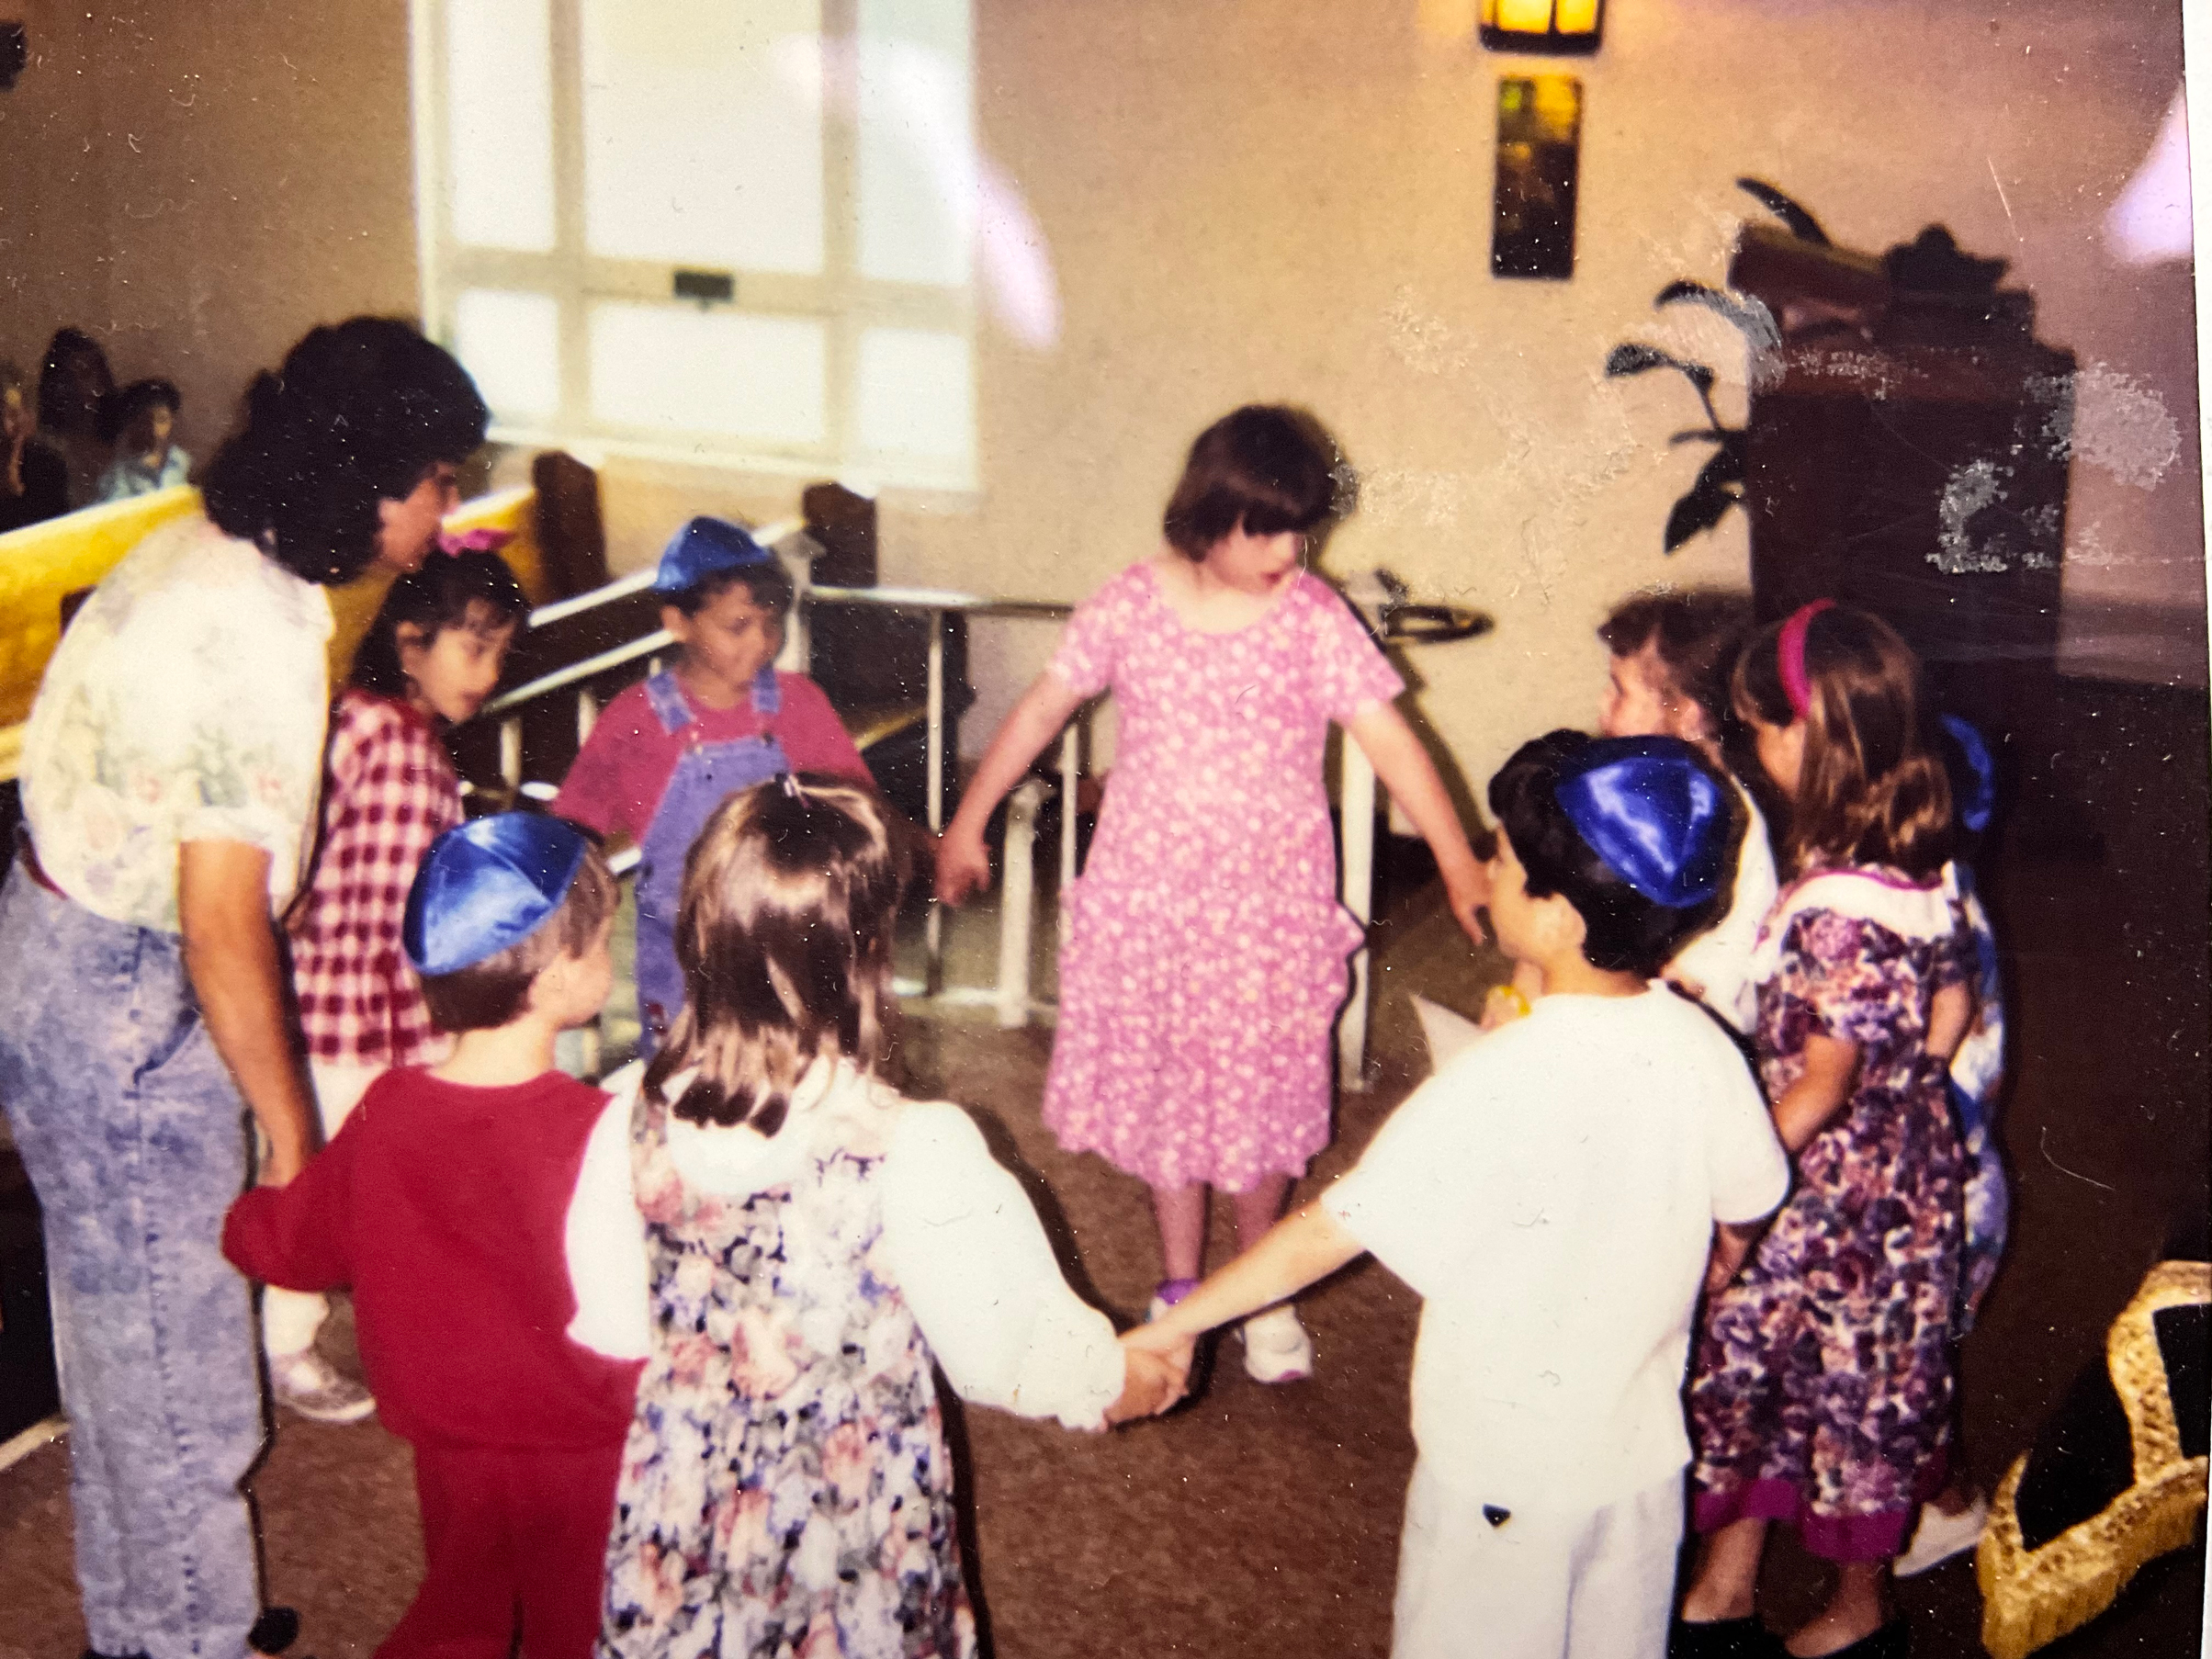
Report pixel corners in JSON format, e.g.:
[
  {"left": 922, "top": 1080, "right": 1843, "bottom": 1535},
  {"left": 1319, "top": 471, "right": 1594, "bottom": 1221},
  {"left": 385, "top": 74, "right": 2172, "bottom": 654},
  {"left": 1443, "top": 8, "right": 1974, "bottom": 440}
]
[{"left": 289, "top": 689, "right": 464, "bottom": 1067}]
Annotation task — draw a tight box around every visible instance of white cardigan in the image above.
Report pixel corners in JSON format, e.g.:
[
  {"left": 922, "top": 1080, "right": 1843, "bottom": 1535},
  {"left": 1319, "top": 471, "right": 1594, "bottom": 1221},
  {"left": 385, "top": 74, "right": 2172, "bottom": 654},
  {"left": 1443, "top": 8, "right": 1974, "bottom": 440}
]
[{"left": 564, "top": 1058, "right": 1126, "bottom": 1430}]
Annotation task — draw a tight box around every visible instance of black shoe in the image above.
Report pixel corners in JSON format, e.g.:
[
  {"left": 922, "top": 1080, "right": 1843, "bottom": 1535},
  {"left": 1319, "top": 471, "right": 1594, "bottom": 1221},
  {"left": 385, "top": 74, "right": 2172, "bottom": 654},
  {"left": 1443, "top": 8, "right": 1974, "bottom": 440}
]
[
  {"left": 1668, "top": 1615, "right": 1783, "bottom": 1659},
  {"left": 249, "top": 1608, "right": 300, "bottom": 1655}
]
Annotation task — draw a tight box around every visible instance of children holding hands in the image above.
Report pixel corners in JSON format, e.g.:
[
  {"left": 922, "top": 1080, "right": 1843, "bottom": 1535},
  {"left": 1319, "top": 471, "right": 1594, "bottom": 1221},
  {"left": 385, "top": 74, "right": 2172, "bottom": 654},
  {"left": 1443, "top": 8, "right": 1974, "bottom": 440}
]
[
  {"left": 939, "top": 405, "right": 1490, "bottom": 1383},
  {"left": 565, "top": 776, "right": 1185, "bottom": 1653},
  {"left": 1131, "top": 732, "right": 1789, "bottom": 1659}
]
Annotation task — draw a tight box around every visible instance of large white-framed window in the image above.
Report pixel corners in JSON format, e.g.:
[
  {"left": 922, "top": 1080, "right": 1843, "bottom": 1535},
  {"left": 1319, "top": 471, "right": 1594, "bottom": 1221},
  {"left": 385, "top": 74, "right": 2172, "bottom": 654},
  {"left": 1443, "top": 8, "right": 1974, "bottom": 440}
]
[{"left": 410, "top": 0, "right": 977, "bottom": 490}]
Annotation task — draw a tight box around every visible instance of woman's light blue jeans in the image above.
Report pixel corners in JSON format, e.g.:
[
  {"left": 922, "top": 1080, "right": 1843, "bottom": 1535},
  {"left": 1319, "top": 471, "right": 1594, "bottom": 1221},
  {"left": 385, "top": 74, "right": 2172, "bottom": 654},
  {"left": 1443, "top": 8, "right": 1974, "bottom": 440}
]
[{"left": 0, "top": 864, "right": 264, "bottom": 1659}]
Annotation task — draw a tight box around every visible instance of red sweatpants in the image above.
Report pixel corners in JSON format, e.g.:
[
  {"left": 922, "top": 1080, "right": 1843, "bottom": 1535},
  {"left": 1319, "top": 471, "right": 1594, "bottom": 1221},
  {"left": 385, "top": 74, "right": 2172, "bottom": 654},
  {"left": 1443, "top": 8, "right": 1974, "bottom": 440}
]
[{"left": 377, "top": 1439, "right": 626, "bottom": 1659}]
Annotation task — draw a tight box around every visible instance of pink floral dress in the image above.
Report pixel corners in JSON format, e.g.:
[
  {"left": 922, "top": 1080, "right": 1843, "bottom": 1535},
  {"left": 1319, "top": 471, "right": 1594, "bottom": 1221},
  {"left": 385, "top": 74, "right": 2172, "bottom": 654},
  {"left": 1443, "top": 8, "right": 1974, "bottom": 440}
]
[
  {"left": 599, "top": 1078, "right": 974, "bottom": 1658},
  {"left": 1043, "top": 564, "right": 1403, "bottom": 1193}
]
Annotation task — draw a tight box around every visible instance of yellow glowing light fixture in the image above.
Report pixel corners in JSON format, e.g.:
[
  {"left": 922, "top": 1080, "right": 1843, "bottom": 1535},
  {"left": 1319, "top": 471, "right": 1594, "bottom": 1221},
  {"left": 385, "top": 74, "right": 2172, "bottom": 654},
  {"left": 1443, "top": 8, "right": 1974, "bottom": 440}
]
[{"left": 1480, "top": 0, "right": 1603, "bottom": 54}]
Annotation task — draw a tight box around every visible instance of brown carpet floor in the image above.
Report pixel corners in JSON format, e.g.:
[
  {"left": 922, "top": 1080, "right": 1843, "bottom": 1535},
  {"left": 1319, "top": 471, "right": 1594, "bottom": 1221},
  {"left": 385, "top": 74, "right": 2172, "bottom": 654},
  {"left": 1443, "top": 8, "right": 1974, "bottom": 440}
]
[{"left": 1, "top": 674, "right": 2206, "bottom": 1656}]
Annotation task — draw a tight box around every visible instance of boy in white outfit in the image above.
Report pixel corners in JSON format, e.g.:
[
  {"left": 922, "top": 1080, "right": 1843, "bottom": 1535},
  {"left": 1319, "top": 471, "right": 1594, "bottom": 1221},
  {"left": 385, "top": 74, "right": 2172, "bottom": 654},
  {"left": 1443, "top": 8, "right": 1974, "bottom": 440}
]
[{"left": 1132, "top": 730, "right": 1790, "bottom": 1659}]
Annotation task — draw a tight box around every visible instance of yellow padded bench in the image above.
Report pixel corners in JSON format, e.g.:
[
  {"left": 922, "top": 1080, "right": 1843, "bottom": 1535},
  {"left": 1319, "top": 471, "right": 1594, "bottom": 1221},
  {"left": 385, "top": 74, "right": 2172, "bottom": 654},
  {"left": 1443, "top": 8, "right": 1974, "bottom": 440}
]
[{"left": 0, "top": 484, "right": 550, "bottom": 783}]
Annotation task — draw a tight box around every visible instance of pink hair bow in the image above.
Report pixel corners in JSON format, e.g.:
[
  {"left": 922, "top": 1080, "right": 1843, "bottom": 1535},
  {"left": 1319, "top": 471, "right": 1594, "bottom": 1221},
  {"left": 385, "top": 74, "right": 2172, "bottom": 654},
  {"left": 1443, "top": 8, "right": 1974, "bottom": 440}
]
[
  {"left": 436, "top": 526, "right": 514, "bottom": 558},
  {"left": 1777, "top": 598, "right": 1835, "bottom": 721}
]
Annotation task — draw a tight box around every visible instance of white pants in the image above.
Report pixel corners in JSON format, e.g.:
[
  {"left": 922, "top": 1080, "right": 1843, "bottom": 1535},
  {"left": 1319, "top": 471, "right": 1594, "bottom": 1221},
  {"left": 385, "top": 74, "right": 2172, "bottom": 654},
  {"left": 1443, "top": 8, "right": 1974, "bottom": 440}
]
[
  {"left": 1392, "top": 1462, "right": 1685, "bottom": 1659},
  {"left": 261, "top": 1059, "right": 385, "bottom": 1358}
]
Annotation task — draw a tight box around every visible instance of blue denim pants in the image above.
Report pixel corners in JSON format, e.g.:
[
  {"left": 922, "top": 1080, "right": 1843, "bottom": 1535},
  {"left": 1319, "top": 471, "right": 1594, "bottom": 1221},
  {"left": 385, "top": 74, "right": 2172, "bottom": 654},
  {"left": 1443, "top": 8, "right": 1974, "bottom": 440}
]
[{"left": 0, "top": 865, "right": 264, "bottom": 1659}]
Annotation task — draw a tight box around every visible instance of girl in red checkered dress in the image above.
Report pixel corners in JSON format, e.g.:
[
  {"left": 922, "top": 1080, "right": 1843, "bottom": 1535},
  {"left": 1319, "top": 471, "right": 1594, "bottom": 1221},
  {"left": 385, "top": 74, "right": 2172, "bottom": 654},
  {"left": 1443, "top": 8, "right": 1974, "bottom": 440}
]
[{"left": 269, "top": 542, "right": 529, "bottom": 1421}]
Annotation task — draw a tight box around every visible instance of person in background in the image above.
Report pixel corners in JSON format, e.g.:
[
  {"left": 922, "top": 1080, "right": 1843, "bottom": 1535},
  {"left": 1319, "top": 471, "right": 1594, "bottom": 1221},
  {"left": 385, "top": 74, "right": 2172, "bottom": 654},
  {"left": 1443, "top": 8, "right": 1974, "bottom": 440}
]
[
  {"left": 0, "top": 359, "right": 70, "bottom": 533},
  {"left": 38, "top": 324, "right": 116, "bottom": 507},
  {"left": 96, "top": 377, "right": 191, "bottom": 500},
  {"left": 552, "top": 515, "right": 875, "bottom": 1053},
  {"left": 0, "top": 317, "right": 488, "bottom": 1659}
]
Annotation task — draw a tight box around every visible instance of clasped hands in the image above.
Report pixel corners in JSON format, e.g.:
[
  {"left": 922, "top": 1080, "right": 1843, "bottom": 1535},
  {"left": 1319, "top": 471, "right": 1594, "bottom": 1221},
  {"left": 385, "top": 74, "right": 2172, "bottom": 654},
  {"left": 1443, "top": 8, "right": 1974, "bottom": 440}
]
[{"left": 1101, "top": 1325, "right": 1200, "bottom": 1426}]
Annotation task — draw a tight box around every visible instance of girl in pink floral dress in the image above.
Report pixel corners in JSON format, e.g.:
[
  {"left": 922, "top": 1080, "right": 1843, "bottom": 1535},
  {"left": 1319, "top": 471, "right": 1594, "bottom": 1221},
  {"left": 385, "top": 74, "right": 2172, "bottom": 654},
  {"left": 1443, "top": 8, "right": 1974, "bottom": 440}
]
[{"left": 938, "top": 407, "right": 1488, "bottom": 1382}]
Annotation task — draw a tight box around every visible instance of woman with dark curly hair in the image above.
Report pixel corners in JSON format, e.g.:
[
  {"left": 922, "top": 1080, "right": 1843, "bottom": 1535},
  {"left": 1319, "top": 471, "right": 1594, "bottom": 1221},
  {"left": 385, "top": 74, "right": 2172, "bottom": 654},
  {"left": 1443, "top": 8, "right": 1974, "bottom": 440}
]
[{"left": 0, "top": 316, "right": 487, "bottom": 1659}]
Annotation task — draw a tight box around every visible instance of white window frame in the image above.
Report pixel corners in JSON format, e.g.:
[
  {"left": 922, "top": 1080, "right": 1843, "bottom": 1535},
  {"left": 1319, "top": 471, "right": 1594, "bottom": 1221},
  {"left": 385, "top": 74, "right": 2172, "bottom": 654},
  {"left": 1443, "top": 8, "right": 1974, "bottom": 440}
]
[{"left": 408, "top": 0, "right": 977, "bottom": 491}]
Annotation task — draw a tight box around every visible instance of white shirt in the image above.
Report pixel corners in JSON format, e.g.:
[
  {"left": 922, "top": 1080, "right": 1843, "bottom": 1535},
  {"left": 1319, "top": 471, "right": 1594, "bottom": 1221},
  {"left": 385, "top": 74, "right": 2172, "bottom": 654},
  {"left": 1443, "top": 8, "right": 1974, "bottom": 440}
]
[
  {"left": 1672, "top": 779, "right": 1779, "bottom": 1033},
  {"left": 565, "top": 1060, "right": 1126, "bottom": 1430},
  {"left": 1325, "top": 987, "right": 1788, "bottom": 1509},
  {"left": 20, "top": 513, "right": 333, "bottom": 930}
]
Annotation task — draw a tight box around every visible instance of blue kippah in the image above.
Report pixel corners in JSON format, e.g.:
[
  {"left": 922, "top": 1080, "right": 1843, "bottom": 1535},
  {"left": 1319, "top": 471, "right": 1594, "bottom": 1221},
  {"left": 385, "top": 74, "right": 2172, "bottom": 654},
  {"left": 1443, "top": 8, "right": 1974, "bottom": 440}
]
[
  {"left": 1552, "top": 737, "right": 1730, "bottom": 909},
  {"left": 1939, "top": 714, "right": 1995, "bottom": 835},
  {"left": 403, "top": 813, "right": 591, "bottom": 977},
  {"left": 652, "top": 515, "right": 773, "bottom": 595}
]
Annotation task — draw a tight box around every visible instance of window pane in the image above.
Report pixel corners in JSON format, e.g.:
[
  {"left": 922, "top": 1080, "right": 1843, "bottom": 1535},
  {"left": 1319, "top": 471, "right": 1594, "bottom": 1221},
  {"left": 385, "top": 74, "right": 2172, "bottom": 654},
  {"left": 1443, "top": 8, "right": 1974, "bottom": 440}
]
[
  {"left": 580, "top": 0, "right": 824, "bottom": 275},
  {"left": 589, "top": 304, "right": 826, "bottom": 445},
  {"left": 858, "top": 0, "right": 973, "bottom": 286},
  {"left": 446, "top": 0, "right": 555, "bottom": 252},
  {"left": 454, "top": 289, "right": 561, "bottom": 422},
  {"left": 855, "top": 327, "right": 971, "bottom": 463}
]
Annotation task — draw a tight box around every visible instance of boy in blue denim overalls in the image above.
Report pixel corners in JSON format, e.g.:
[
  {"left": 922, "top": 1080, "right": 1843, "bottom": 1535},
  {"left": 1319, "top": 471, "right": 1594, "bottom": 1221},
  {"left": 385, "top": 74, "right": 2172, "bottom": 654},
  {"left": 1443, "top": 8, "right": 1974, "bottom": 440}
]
[{"left": 553, "top": 517, "right": 875, "bottom": 1049}]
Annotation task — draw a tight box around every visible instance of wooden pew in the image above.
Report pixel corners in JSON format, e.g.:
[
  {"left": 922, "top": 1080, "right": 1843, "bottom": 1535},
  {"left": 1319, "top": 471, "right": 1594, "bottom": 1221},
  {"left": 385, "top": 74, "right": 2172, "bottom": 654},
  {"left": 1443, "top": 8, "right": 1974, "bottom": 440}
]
[{"left": 0, "top": 484, "right": 552, "bottom": 783}]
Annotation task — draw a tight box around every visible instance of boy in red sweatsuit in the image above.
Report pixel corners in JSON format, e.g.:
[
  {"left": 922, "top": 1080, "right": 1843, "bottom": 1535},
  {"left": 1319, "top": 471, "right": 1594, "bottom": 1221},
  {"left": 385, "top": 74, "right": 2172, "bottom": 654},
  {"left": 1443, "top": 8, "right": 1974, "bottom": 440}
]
[{"left": 226, "top": 814, "right": 638, "bottom": 1658}]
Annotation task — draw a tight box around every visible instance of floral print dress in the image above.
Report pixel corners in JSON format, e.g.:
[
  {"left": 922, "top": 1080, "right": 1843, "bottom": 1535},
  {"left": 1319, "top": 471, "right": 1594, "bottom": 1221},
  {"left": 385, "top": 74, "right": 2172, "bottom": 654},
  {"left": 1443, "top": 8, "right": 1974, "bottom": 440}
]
[
  {"left": 600, "top": 1078, "right": 974, "bottom": 1658},
  {"left": 1687, "top": 865, "right": 1970, "bottom": 1563},
  {"left": 1041, "top": 564, "right": 1403, "bottom": 1193}
]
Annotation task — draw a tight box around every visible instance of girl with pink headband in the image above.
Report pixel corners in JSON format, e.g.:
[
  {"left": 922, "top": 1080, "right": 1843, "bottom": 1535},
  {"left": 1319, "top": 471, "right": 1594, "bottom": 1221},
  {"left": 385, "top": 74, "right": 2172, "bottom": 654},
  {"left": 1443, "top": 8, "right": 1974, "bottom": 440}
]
[{"left": 1671, "top": 601, "right": 1977, "bottom": 1659}]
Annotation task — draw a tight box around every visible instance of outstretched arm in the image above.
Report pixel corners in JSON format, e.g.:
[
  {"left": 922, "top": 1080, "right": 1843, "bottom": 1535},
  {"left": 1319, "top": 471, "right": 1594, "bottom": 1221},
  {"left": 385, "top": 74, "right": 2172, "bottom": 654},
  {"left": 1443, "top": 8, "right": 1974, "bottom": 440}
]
[
  {"left": 1346, "top": 701, "right": 1489, "bottom": 943},
  {"left": 935, "top": 672, "right": 1089, "bottom": 905},
  {"left": 1123, "top": 1201, "right": 1366, "bottom": 1381}
]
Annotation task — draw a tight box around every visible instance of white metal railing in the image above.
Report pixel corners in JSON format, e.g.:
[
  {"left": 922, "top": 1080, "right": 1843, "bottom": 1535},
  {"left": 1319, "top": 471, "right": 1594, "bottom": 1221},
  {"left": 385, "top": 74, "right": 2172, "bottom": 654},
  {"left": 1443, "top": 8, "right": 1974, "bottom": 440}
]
[{"left": 468, "top": 532, "right": 1383, "bottom": 1089}]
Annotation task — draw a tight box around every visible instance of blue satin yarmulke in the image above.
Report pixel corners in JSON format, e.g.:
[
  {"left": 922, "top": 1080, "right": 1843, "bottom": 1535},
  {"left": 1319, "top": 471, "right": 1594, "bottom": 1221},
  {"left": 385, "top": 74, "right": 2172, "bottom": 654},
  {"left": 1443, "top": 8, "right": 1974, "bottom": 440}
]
[
  {"left": 403, "top": 813, "right": 591, "bottom": 977},
  {"left": 652, "top": 515, "right": 773, "bottom": 595},
  {"left": 1553, "top": 737, "right": 1730, "bottom": 909}
]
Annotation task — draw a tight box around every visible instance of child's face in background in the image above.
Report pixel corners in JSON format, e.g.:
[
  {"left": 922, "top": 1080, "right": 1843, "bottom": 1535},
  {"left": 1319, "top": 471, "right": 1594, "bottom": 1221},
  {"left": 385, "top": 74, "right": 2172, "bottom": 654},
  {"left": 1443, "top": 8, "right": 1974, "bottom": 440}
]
[
  {"left": 1752, "top": 716, "right": 1806, "bottom": 800},
  {"left": 398, "top": 600, "right": 517, "bottom": 726},
  {"left": 1201, "top": 525, "right": 1304, "bottom": 597},
  {"left": 1600, "top": 646, "right": 1706, "bottom": 743},
  {"left": 664, "top": 581, "right": 784, "bottom": 707}
]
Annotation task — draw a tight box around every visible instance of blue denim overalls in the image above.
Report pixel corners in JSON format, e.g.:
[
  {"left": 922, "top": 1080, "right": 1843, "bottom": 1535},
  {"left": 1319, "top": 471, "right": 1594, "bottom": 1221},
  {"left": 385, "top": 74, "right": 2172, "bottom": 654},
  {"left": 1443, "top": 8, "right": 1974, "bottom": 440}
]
[{"left": 634, "top": 665, "right": 790, "bottom": 1051}]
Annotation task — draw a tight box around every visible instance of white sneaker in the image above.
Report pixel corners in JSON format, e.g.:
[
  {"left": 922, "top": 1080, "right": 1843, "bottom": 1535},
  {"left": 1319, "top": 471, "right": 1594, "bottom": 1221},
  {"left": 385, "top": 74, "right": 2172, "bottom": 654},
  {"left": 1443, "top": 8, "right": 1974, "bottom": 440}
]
[
  {"left": 269, "top": 1349, "right": 377, "bottom": 1425},
  {"left": 1894, "top": 1495, "right": 1988, "bottom": 1576},
  {"left": 1239, "top": 1304, "right": 1314, "bottom": 1383}
]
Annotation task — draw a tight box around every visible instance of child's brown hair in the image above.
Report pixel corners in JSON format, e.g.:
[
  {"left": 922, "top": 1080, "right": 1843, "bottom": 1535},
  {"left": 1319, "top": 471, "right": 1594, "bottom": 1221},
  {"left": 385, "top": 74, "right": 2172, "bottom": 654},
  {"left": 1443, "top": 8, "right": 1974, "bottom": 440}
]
[
  {"left": 646, "top": 774, "right": 908, "bottom": 1134},
  {"left": 418, "top": 841, "right": 618, "bottom": 1031},
  {"left": 1597, "top": 588, "right": 1754, "bottom": 741},
  {"left": 1732, "top": 604, "right": 1953, "bottom": 880},
  {"left": 1160, "top": 405, "right": 1340, "bottom": 559}
]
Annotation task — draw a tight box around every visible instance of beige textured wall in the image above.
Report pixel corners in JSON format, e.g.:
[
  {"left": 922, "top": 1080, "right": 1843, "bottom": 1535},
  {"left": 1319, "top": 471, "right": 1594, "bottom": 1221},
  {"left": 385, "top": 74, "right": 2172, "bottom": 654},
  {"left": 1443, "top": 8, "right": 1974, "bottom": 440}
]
[
  {"left": 0, "top": 0, "right": 2195, "bottom": 797},
  {"left": 0, "top": 1, "right": 419, "bottom": 464}
]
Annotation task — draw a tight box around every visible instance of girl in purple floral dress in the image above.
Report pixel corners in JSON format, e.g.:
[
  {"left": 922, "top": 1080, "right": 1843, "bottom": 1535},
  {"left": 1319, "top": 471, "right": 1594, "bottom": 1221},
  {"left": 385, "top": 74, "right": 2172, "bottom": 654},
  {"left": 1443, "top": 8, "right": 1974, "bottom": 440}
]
[
  {"left": 567, "top": 779, "right": 1184, "bottom": 1659},
  {"left": 936, "top": 407, "right": 1488, "bottom": 1383},
  {"left": 1673, "top": 604, "right": 1975, "bottom": 1659}
]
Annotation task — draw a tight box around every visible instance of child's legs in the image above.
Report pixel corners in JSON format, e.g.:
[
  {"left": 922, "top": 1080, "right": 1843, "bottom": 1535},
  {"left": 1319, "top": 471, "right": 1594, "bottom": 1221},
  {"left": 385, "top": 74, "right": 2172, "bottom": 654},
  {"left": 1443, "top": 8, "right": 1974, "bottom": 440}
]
[
  {"left": 1151, "top": 1183, "right": 1207, "bottom": 1281},
  {"left": 514, "top": 1440, "right": 626, "bottom": 1659},
  {"left": 378, "top": 1444, "right": 521, "bottom": 1659},
  {"left": 1230, "top": 1173, "right": 1292, "bottom": 1254},
  {"left": 1680, "top": 1517, "right": 1768, "bottom": 1622},
  {"left": 1391, "top": 1461, "right": 1575, "bottom": 1659},
  {"left": 1151, "top": 1175, "right": 1294, "bottom": 1282},
  {"left": 1563, "top": 1473, "right": 1684, "bottom": 1659},
  {"left": 262, "top": 1060, "right": 385, "bottom": 1358}
]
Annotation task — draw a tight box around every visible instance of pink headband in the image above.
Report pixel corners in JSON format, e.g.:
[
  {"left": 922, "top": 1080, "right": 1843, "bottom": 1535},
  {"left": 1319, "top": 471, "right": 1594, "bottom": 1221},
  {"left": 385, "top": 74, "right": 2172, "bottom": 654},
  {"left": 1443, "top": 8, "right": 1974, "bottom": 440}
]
[{"left": 1777, "top": 599, "right": 1834, "bottom": 721}]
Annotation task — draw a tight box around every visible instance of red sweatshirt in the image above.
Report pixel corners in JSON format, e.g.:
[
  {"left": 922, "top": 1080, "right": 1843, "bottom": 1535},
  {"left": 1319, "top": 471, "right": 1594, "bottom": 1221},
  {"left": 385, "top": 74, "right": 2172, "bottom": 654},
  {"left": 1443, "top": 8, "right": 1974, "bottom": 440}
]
[{"left": 224, "top": 1068, "right": 640, "bottom": 1450}]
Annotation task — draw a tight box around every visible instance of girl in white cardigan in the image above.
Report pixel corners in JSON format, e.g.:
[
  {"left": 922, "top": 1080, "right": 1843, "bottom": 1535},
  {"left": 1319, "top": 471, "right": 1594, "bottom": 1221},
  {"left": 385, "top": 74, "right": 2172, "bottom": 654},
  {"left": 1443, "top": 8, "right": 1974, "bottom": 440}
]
[{"left": 565, "top": 773, "right": 1182, "bottom": 1655}]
